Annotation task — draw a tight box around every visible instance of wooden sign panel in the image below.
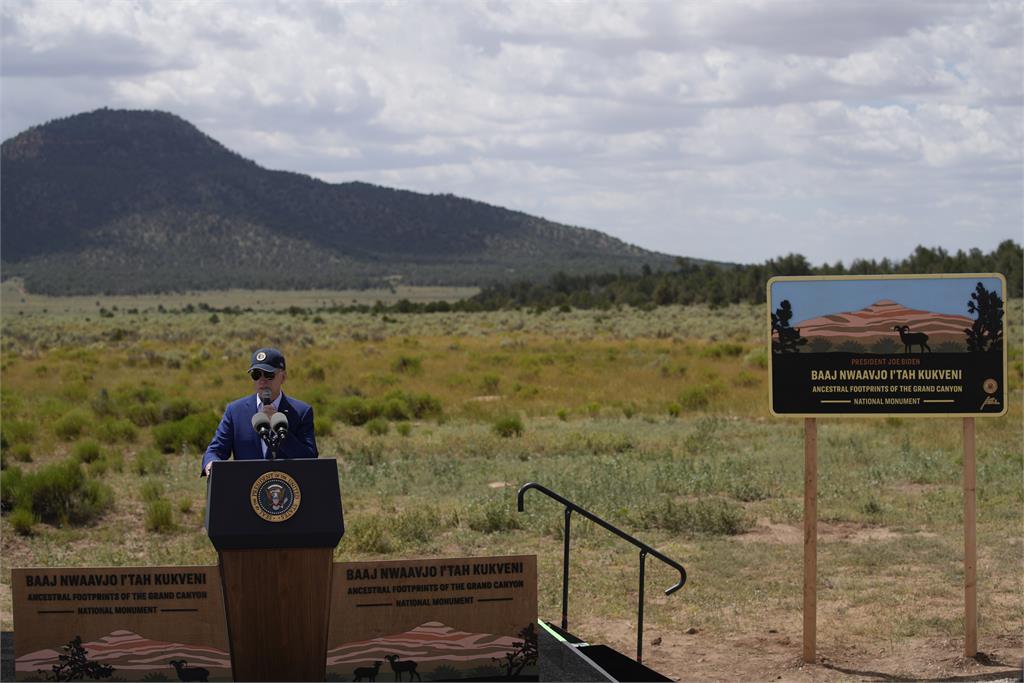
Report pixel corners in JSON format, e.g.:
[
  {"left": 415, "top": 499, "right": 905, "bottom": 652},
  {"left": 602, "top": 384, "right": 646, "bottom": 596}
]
[
  {"left": 768, "top": 274, "right": 1008, "bottom": 416},
  {"left": 12, "top": 566, "right": 230, "bottom": 681},
  {"left": 328, "top": 555, "right": 538, "bottom": 681}
]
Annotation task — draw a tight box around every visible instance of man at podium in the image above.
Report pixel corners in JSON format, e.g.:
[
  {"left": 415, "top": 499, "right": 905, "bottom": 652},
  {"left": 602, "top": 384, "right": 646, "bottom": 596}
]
[{"left": 201, "top": 347, "right": 319, "bottom": 476}]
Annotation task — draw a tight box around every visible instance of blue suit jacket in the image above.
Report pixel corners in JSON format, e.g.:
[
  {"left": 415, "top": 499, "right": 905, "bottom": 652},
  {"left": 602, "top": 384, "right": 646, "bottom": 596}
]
[{"left": 201, "top": 393, "right": 318, "bottom": 475}]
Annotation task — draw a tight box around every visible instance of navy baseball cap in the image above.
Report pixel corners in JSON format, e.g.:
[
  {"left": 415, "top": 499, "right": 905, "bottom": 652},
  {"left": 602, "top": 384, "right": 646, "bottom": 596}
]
[{"left": 249, "top": 348, "right": 286, "bottom": 373}]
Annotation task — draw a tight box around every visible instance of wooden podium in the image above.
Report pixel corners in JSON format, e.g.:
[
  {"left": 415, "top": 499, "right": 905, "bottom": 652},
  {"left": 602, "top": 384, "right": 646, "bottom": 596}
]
[{"left": 205, "top": 459, "right": 344, "bottom": 681}]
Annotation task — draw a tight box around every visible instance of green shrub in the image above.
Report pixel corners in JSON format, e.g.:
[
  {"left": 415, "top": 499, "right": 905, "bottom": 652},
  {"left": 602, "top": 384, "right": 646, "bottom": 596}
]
[
  {"left": 152, "top": 412, "right": 220, "bottom": 453},
  {"left": 177, "top": 498, "right": 193, "bottom": 515},
  {"left": 381, "top": 397, "right": 411, "bottom": 421},
  {"left": 87, "top": 452, "right": 123, "bottom": 477},
  {"left": 465, "top": 497, "right": 521, "bottom": 533},
  {"left": 667, "top": 402, "right": 682, "bottom": 418},
  {"left": 145, "top": 499, "right": 175, "bottom": 533},
  {"left": 159, "top": 397, "right": 197, "bottom": 422},
  {"left": 394, "top": 507, "right": 441, "bottom": 544},
  {"left": 133, "top": 448, "right": 169, "bottom": 475},
  {"left": 1, "top": 466, "right": 24, "bottom": 511},
  {"left": 54, "top": 409, "right": 91, "bottom": 440},
  {"left": 702, "top": 342, "right": 745, "bottom": 358},
  {"left": 344, "top": 515, "right": 394, "bottom": 553},
  {"left": 315, "top": 417, "right": 334, "bottom": 437},
  {"left": 140, "top": 480, "right": 164, "bottom": 503},
  {"left": 126, "top": 403, "right": 161, "bottom": 427},
  {"left": 634, "top": 497, "right": 750, "bottom": 536},
  {"left": 333, "top": 397, "right": 372, "bottom": 426},
  {"left": 392, "top": 355, "right": 423, "bottom": 374},
  {"left": 8, "top": 443, "right": 32, "bottom": 463},
  {"left": 95, "top": 418, "right": 138, "bottom": 443},
  {"left": 2, "top": 420, "right": 37, "bottom": 445},
  {"left": 743, "top": 349, "right": 768, "bottom": 369},
  {"left": 396, "top": 423, "right": 412, "bottom": 437},
  {"left": 9, "top": 507, "right": 37, "bottom": 536},
  {"left": 365, "top": 417, "right": 390, "bottom": 436},
  {"left": 492, "top": 415, "right": 524, "bottom": 438},
  {"left": 8, "top": 459, "right": 113, "bottom": 526},
  {"left": 557, "top": 408, "right": 569, "bottom": 421},
  {"left": 72, "top": 439, "right": 103, "bottom": 464},
  {"left": 736, "top": 371, "right": 761, "bottom": 388},
  {"left": 480, "top": 374, "right": 501, "bottom": 394},
  {"left": 679, "top": 384, "right": 719, "bottom": 411}
]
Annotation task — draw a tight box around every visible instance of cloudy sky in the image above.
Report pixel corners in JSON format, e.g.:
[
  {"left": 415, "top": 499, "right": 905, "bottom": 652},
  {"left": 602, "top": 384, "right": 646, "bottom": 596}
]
[{"left": 2, "top": 0, "right": 1021, "bottom": 265}]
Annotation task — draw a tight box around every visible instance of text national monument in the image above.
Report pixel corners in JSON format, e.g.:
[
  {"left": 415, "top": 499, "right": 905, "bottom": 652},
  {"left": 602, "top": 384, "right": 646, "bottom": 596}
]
[{"left": 12, "top": 458, "right": 541, "bottom": 681}]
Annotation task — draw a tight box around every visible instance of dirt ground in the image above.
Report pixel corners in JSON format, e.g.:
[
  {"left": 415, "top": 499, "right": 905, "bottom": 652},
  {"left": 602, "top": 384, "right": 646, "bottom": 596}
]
[{"left": 584, "top": 617, "right": 1022, "bottom": 682}]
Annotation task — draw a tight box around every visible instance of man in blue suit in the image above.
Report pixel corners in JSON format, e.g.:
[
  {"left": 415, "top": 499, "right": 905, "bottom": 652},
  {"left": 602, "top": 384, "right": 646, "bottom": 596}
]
[{"left": 202, "top": 347, "right": 318, "bottom": 476}]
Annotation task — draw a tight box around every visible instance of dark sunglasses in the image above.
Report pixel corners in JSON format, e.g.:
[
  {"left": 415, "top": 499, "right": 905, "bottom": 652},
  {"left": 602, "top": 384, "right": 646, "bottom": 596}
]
[{"left": 249, "top": 369, "right": 277, "bottom": 381}]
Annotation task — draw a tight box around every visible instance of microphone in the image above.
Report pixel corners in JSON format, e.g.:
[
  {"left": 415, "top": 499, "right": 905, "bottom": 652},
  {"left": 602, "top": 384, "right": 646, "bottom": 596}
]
[
  {"left": 260, "top": 388, "right": 272, "bottom": 404},
  {"left": 251, "top": 412, "right": 271, "bottom": 437},
  {"left": 270, "top": 412, "right": 289, "bottom": 439}
]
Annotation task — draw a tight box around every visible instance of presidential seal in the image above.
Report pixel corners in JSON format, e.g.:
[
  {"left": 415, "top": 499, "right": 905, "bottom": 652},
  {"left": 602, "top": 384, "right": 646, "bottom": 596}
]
[{"left": 250, "top": 471, "right": 301, "bottom": 522}]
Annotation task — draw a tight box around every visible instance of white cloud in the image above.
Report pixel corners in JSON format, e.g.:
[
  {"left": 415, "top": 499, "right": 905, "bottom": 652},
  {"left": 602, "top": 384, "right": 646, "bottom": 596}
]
[{"left": 1, "top": 0, "right": 1020, "bottom": 266}]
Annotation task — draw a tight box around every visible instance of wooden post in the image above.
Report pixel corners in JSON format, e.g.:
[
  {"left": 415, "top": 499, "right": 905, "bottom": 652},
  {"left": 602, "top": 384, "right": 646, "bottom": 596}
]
[
  {"left": 803, "top": 417, "right": 817, "bottom": 664},
  {"left": 963, "top": 417, "right": 977, "bottom": 658}
]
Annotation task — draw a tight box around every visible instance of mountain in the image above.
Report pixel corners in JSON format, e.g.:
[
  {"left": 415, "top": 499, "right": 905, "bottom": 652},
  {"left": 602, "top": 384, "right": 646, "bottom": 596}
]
[
  {"left": 16, "top": 629, "right": 230, "bottom": 679},
  {"left": 794, "top": 299, "right": 974, "bottom": 352},
  {"left": 1, "top": 108, "right": 680, "bottom": 294}
]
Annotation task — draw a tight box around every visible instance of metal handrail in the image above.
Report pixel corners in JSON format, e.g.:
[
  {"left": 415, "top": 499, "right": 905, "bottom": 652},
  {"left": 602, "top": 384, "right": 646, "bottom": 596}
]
[{"left": 516, "top": 482, "right": 687, "bottom": 664}]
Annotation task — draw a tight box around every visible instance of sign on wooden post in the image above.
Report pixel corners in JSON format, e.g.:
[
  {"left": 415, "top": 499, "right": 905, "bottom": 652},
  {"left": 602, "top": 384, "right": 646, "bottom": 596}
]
[{"left": 768, "top": 274, "right": 1008, "bottom": 663}]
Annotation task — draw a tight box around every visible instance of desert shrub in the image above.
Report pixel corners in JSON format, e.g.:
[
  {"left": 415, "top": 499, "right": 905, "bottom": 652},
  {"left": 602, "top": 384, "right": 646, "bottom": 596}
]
[
  {"left": 492, "top": 415, "right": 524, "bottom": 438},
  {"left": 634, "top": 497, "right": 749, "bottom": 536},
  {"left": 392, "top": 355, "right": 423, "bottom": 374},
  {"left": 160, "top": 397, "right": 198, "bottom": 422},
  {"left": 365, "top": 417, "right": 390, "bottom": 436},
  {"left": 306, "top": 364, "right": 326, "bottom": 381},
  {"left": 465, "top": 497, "right": 521, "bottom": 533},
  {"left": 91, "top": 388, "right": 116, "bottom": 416},
  {"left": 380, "top": 397, "right": 411, "bottom": 421},
  {"left": 396, "top": 423, "right": 412, "bottom": 437},
  {"left": 480, "top": 374, "right": 501, "bottom": 394},
  {"left": 95, "top": 418, "right": 138, "bottom": 443},
  {"left": 557, "top": 408, "right": 569, "bottom": 421},
  {"left": 333, "top": 396, "right": 372, "bottom": 426},
  {"left": 2, "top": 419, "right": 37, "bottom": 445},
  {"left": 702, "top": 342, "right": 745, "bottom": 358},
  {"left": 177, "top": 498, "right": 193, "bottom": 515},
  {"left": 140, "top": 480, "right": 164, "bottom": 502},
  {"left": 9, "top": 459, "right": 113, "bottom": 526},
  {"left": 145, "top": 499, "right": 175, "bottom": 533},
  {"left": 71, "top": 439, "right": 103, "bottom": 464},
  {"left": 1, "top": 466, "right": 24, "bottom": 511},
  {"left": 54, "top": 408, "right": 91, "bottom": 440},
  {"left": 585, "top": 402, "right": 601, "bottom": 417},
  {"left": 152, "top": 412, "right": 220, "bottom": 453},
  {"left": 87, "top": 452, "right": 123, "bottom": 476},
  {"left": 9, "top": 506, "right": 37, "bottom": 536},
  {"left": 344, "top": 515, "right": 394, "bottom": 553},
  {"left": 8, "top": 443, "right": 32, "bottom": 463},
  {"left": 678, "top": 385, "right": 714, "bottom": 410},
  {"left": 667, "top": 402, "right": 682, "bottom": 418},
  {"left": 394, "top": 391, "right": 443, "bottom": 419},
  {"left": 743, "top": 348, "right": 769, "bottom": 369},
  {"left": 394, "top": 507, "right": 442, "bottom": 544},
  {"left": 133, "top": 448, "right": 168, "bottom": 475},
  {"left": 126, "top": 403, "right": 161, "bottom": 427},
  {"left": 315, "top": 417, "right": 334, "bottom": 437},
  {"left": 736, "top": 371, "right": 761, "bottom": 388}
]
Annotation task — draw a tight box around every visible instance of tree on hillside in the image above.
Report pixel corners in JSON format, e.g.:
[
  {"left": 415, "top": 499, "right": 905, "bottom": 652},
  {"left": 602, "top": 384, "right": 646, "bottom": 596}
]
[
  {"left": 771, "top": 300, "right": 807, "bottom": 354},
  {"left": 964, "top": 281, "right": 1004, "bottom": 353},
  {"left": 41, "top": 635, "right": 114, "bottom": 681}
]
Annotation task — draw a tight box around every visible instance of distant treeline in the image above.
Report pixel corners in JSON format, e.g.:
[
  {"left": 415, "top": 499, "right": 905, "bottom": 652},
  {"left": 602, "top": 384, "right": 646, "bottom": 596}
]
[{"left": 439, "top": 241, "right": 1023, "bottom": 312}]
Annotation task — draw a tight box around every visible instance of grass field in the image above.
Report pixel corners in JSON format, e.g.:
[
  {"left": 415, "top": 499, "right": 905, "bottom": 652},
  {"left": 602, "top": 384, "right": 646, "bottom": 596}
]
[{"left": 1, "top": 293, "right": 1021, "bottom": 680}]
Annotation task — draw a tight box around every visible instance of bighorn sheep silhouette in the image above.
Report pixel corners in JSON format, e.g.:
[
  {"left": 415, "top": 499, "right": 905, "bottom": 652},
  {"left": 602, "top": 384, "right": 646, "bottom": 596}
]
[
  {"left": 893, "top": 325, "right": 930, "bottom": 353},
  {"left": 353, "top": 660, "right": 383, "bottom": 681},
  {"left": 169, "top": 659, "right": 209, "bottom": 682},
  {"left": 384, "top": 654, "right": 421, "bottom": 681}
]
